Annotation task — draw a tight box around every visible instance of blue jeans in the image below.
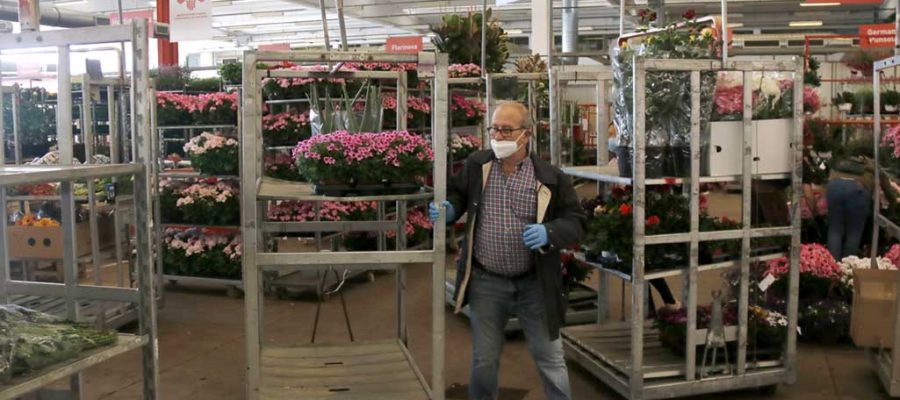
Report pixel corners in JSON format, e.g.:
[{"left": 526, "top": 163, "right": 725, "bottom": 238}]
[
  {"left": 826, "top": 179, "right": 871, "bottom": 260},
  {"left": 468, "top": 269, "right": 572, "bottom": 400}
]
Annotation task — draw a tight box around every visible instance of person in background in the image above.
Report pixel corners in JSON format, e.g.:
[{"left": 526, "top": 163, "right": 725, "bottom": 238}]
[
  {"left": 826, "top": 155, "right": 874, "bottom": 260},
  {"left": 429, "top": 101, "right": 586, "bottom": 400}
]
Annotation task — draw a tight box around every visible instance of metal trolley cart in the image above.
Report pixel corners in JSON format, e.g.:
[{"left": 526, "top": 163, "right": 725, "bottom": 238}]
[
  {"left": 868, "top": 54, "right": 900, "bottom": 398},
  {"left": 555, "top": 57, "right": 803, "bottom": 399},
  {"left": 0, "top": 13, "right": 158, "bottom": 399},
  {"left": 240, "top": 50, "right": 449, "bottom": 399}
]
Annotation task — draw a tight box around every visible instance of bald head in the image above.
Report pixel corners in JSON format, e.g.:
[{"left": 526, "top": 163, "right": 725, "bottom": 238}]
[{"left": 492, "top": 101, "right": 533, "bottom": 131}]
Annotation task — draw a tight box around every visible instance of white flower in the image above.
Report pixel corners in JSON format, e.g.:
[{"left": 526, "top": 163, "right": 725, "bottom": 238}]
[{"left": 760, "top": 76, "right": 782, "bottom": 99}]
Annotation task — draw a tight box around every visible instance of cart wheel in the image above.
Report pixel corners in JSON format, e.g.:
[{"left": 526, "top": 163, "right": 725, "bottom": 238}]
[
  {"left": 758, "top": 385, "right": 778, "bottom": 396},
  {"left": 226, "top": 286, "right": 244, "bottom": 299},
  {"left": 367, "top": 272, "right": 376, "bottom": 282}
]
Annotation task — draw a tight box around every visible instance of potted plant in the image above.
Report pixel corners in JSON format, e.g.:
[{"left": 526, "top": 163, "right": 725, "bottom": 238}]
[
  {"left": 172, "top": 179, "right": 240, "bottom": 226},
  {"left": 832, "top": 92, "right": 855, "bottom": 112},
  {"left": 183, "top": 132, "right": 240, "bottom": 176},
  {"left": 163, "top": 228, "right": 242, "bottom": 279},
  {"left": 855, "top": 89, "right": 875, "bottom": 114},
  {"left": 262, "top": 111, "right": 311, "bottom": 146},
  {"left": 293, "top": 131, "right": 434, "bottom": 196},
  {"left": 431, "top": 9, "right": 509, "bottom": 73},
  {"left": 218, "top": 62, "right": 242, "bottom": 86},
  {"left": 884, "top": 89, "right": 900, "bottom": 113},
  {"left": 264, "top": 152, "right": 304, "bottom": 182}
]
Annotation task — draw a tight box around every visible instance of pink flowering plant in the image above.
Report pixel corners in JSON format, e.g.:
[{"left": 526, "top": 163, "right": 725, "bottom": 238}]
[
  {"left": 263, "top": 111, "right": 311, "bottom": 145},
  {"left": 803, "top": 86, "right": 821, "bottom": 114},
  {"left": 265, "top": 152, "right": 304, "bottom": 182},
  {"left": 156, "top": 92, "right": 238, "bottom": 126},
  {"left": 880, "top": 124, "right": 900, "bottom": 171},
  {"left": 292, "top": 130, "right": 434, "bottom": 186},
  {"left": 169, "top": 179, "right": 240, "bottom": 225},
  {"left": 380, "top": 95, "right": 432, "bottom": 129},
  {"left": 451, "top": 94, "right": 486, "bottom": 126},
  {"left": 184, "top": 132, "right": 239, "bottom": 175},
  {"left": 162, "top": 228, "right": 242, "bottom": 279},
  {"left": 448, "top": 63, "right": 482, "bottom": 78},
  {"left": 712, "top": 73, "right": 795, "bottom": 121},
  {"left": 451, "top": 133, "right": 482, "bottom": 160}
]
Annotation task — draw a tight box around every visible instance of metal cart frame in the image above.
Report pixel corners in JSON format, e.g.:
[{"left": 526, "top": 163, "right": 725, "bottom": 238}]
[
  {"left": 869, "top": 54, "right": 900, "bottom": 398},
  {"left": 0, "top": 17, "right": 158, "bottom": 399},
  {"left": 548, "top": 66, "right": 613, "bottom": 168},
  {"left": 556, "top": 58, "right": 803, "bottom": 399},
  {"left": 241, "top": 50, "right": 448, "bottom": 400}
]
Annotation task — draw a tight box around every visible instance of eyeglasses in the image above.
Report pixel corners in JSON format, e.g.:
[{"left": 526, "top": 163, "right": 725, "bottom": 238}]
[{"left": 488, "top": 127, "right": 526, "bottom": 138}]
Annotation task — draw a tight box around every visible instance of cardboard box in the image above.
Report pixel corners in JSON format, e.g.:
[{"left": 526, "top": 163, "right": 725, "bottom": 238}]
[
  {"left": 8, "top": 217, "right": 114, "bottom": 260},
  {"left": 851, "top": 268, "right": 900, "bottom": 349}
]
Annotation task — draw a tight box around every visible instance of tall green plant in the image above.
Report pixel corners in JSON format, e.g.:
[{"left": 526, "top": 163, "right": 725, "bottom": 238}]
[
  {"left": 3, "top": 88, "right": 56, "bottom": 146},
  {"left": 308, "top": 82, "right": 383, "bottom": 134},
  {"left": 219, "top": 62, "right": 242, "bottom": 85},
  {"left": 431, "top": 9, "right": 509, "bottom": 73}
]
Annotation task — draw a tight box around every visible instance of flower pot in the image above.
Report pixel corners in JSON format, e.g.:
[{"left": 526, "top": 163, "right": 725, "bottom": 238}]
[
  {"left": 838, "top": 103, "right": 853, "bottom": 112},
  {"left": 887, "top": 105, "right": 898, "bottom": 113},
  {"left": 615, "top": 146, "right": 666, "bottom": 179}
]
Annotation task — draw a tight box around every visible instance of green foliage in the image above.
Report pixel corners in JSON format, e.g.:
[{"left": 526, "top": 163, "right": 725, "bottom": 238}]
[
  {"left": 431, "top": 9, "right": 509, "bottom": 73},
  {"left": 832, "top": 91, "right": 855, "bottom": 106},
  {"left": 186, "top": 77, "right": 222, "bottom": 93},
  {"left": 3, "top": 88, "right": 57, "bottom": 146},
  {"left": 218, "top": 62, "right": 242, "bottom": 85},
  {"left": 805, "top": 58, "right": 821, "bottom": 87},
  {"left": 152, "top": 65, "right": 191, "bottom": 91},
  {"left": 884, "top": 90, "right": 900, "bottom": 107}
]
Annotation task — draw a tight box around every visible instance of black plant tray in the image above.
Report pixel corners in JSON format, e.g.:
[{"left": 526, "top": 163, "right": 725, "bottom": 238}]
[{"left": 313, "top": 183, "right": 421, "bottom": 197}]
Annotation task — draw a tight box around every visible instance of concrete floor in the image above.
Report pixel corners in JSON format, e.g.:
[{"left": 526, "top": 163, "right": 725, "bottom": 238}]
[{"left": 59, "top": 262, "right": 891, "bottom": 400}]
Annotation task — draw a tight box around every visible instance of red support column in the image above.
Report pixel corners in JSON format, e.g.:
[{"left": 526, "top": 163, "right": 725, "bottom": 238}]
[{"left": 157, "top": 0, "right": 179, "bottom": 66}]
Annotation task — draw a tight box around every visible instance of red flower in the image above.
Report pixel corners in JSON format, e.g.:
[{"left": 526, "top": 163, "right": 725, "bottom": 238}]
[
  {"left": 206, "top": 177, "right": 218, "bottom": 184},
  {"left": 682, "top": 9, "right": 696, "bottom": 20},
  {"left": 619, "top": 203, "right": 633, "bottom": 216},
  {"left": 646, "top": 215, "right": 661, "bottom": 227}
]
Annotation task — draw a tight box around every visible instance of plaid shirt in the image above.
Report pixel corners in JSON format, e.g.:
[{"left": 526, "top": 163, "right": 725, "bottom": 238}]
[{"left": 474, "top": 158, "right": 538, "bottom": 276}]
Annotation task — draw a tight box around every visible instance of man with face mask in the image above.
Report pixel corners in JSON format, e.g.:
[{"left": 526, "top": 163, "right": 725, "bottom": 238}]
[{"left": 429, "top": 101, "right": 586, "bottom": 400}]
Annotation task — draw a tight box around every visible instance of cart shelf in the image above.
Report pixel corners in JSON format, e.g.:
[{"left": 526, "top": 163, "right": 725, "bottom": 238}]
[
  {"left": 258, "top": 178, "right": 433, "bottom": 202},
  {"left": 0, "top": 165, "right": 143, "bottom": 187},
  {"left": 562, "top": 165, "right": 791, "bottom": 186},
  {"left": 260, "top": 340, "right": 430, "bottom": 400},
  {"left": 0, "top": 333, "right": 147, "bottom": 399},
  {"left": 571, "top": 251, "right": 787, "bottom": 282}
]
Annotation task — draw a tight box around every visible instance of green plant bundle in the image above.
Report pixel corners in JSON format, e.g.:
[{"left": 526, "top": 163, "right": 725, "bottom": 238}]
[
  {"left": 152, "top": 65, "right": 191, "bottom": 91},
  {"left": 0, "top": 305, "right": 116, "bottom": 380},
  {"left": 884, "top": 90, "right": 900, "bottom": 107},
  {"left": 186, "top": 77, "right": 223, "bottom": 93},
  {"left": 3, "top": 87, "right": 57, "bottom": 146},
  {"left": 805, "top": 58, "right": 821, "bottom": 87},
  {"left": 431, "top": 9, "right": 509, "bottom": 73},
  {"left": 218, "top": 62, "right": 242, "bottom": 85}
]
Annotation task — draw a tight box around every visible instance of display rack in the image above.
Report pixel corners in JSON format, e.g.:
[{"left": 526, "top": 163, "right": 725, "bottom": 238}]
[
  {"left": 1, "top": 65, "right": 140, "bottom": 328},
  {"left": 261, "top": 68, "right": 412, "bottom": 298},
  {"left": 868, "top": 54, "right": 900, "bottom": 398},
  {"left": 152, "top": 91, "right": 243, "bottom": 296},
  {"left": 555, "top": 58, "right": 803, "bottom": 399},
  {"left": 241, "top": 50, "right": 448, "bottom": 400},
  {"left": 0, "top": 18, "right": 158, "bottom": 399}
]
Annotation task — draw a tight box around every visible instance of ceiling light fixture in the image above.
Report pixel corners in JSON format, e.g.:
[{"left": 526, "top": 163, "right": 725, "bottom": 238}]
[
  {"left": 55, "top": 0, "right": 88, "bottom": 5},
  {"left": 799, "top": 2, "right": 840, "bottom": 6},
  {"left": 728, "top": 23, "right": 744, "bottom": 28},
  {"left": 578, "top": 26, "right": 593, "bottom": 31},
  {"left": 252, "top": 11, "right": 283, "bottom": 18},
  {"left": 789, "top": 20, "right": 823, "bottom": 27}
]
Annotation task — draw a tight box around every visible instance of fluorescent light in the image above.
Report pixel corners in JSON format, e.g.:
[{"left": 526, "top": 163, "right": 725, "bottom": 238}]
[
  {"left": 147, "top": 0, "right": 156, "bottom": 6},
  {"left": 578, "top": 26, "right": 593, "bottom": 31},
  {"left": 505, "top": 29, "right": 524, "bottom": 34},
  {"left": 728, "top": 22, "right": 744, "bottom": 28},
  {"left": 55, "top": 0, "right": 87, "bottom": 5},
  {"left": 789, "top": 20, "right": 823, "bottom": 27},
  {"left": 800, "top": 2, "right": 840, "bottom": 6}
]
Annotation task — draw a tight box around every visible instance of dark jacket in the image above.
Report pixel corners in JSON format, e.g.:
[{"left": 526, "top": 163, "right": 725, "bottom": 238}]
[{"left": 447, "top": 150, "right": 587, "bottom": 340}]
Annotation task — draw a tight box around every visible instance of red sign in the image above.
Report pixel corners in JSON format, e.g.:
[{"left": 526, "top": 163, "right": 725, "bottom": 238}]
[
  {"left": 860, "top": 23, "right": 896, "bottom": 48},
  {"left": 108, "top": 9, "right": 155, "bottom": 25},
  {"left": 258, "top": 43, "right": 291, "bottom": 52},
  {"left": 385, "top": 36, "right": 423, "bottom": 54}
]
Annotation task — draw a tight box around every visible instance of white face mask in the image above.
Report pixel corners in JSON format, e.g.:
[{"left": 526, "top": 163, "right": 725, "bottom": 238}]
[{"left": 490, "top": 132, "right": 525, "bottom": 159}]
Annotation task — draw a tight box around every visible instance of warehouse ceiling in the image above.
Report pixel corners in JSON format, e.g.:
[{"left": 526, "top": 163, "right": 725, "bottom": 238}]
[{"left": 44, "top": 0, "right": 897, "bottom": 48}]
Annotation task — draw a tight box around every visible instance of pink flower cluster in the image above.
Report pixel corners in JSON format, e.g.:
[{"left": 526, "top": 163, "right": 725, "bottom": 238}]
[
  {"left": 449, "top": 63, "right": 482, "bottom": 78},
  {"left": 263, "top": 111, "right": 310, "bottom": 131},
  {"left": 184, "top": 132, "right": 238, "bottom": 156},
  {"left": 380, "top": 95, "right": 432, "bottom": 115},
  {"left": 451, "top": 94, "right": 486, "bottom": 119},
  {"left": 293, "top": 130, "right": 434, "bottom": 168},
  {"left": 885, "top": 244, "right": 900, "bottom": 267},
  {"left": 265, "top": 152, "right": 293, "bottom": 170},
  {"left": 450, "top": 133, "right": 481, "bottom": 153},
  {"left": 157, "top": 92, "right": 238, "bottom": 113},
  {"left": 766, "top": 243, "right": 839, "bottom": 278},
  {"left": 267, "top": 201, "right": 377, "bottom": 222},
  {"left": 346, "top": 62, "right": 417, "bottom": 72},
  {"left": 882, "top": 124, "right": 900, "bottom": 159},
  {"left": 804, "top": 86, "right": 821, "bottom": 114},
  {"left": 386, "top": 208, "right": 433, "bottom": 238},
  {"left": 262, "top": 64, "right": 361, "bottom": 88},
  {"left": 175, "top": 181, "right": 238, "bottom": 207},
  {"left": 163, "top": 228, "right": 242, "bottom": 259}
]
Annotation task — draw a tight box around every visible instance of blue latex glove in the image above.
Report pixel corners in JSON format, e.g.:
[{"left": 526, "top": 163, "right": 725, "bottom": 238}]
[
  {"left": 523, "top": 224, "right": 549, "bottom": 250},
  {"left": 429, "top": 200, "right": 454, "bottom": 223}
]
